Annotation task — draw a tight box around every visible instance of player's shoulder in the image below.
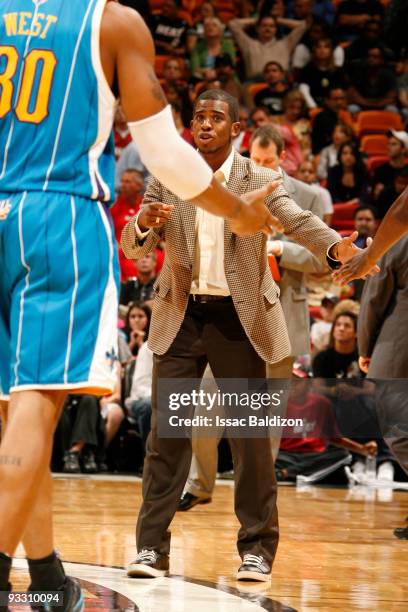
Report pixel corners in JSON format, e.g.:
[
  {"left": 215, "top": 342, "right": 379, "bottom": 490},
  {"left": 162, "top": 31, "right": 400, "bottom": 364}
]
[{"left": 101, "top": 1, "right": 147, "bottom": 42}]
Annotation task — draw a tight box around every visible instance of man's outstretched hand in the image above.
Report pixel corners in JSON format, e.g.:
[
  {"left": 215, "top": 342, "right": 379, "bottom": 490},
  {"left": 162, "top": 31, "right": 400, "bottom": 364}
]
[
  {"left": 330, "top": 232, "right": 380, "bottom": 283},
  {"left": 228, "top": 180, "right": 285, "bottom": 237}
]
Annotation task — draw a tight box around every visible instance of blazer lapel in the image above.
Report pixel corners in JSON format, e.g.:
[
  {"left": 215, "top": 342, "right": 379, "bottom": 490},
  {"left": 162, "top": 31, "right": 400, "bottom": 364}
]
[
  {"left": 224, "top": 151, "right": 250, "bottom": 246},
  {"left": 179, "top": 199, "right": 197, "bottom": 263}
]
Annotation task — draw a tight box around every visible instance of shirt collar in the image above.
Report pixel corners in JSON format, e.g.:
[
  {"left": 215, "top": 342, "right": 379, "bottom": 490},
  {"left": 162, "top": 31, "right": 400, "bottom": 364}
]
[{"left": 216, "top": 148, "right": 235, "bottom": 184}]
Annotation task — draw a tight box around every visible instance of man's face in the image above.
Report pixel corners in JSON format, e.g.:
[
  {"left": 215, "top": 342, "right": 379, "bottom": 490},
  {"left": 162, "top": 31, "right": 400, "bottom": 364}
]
[
  {"left": 162, "top": 0, "right": 178, "bottom": 19},
  {"left": 120, "top": 171, "right": 143, "bottom": 198},
  {"left": 354, "top": 210, "right": 376, "bottom": 237},
  {"left": 164, "top": 60, "right": 182, "bottom": 82},
  {"left": 250, "top": 139, "right": 283, "bottom": 171},
  {"left": 264, "top": 63, "right": 284, "bottom": 85},
  {"left": 256, "top": 17, "right": 277, "bottom": 43},
  {"left": 388, "top": 136, "right": 405, "bottom": 159},
  {"left": 251, "top": 109, "right": 270, "bottom": 128},
  {"left": 191, "top": 99, "right": 239, "bottom": 154},
  {"left": 333, "top": 316, "right": 356, "bottom": 344},
  {"left": 367, "top": 48, "right": 383, "bottom": 68},
  {"left": 296, "top": 161, "right": 315, "bottom": 184},
  {"left": 326, "top": 89, "right": 347, "bottom": 112},
  {"left": 136, "top": 254, "right": 156, "bottom": 275},
  {"left": 294, "top": 0, "right": 313, "bottom": 19},
  {"left": 395, "top": 175, "right": 408, "bottom": 194}
]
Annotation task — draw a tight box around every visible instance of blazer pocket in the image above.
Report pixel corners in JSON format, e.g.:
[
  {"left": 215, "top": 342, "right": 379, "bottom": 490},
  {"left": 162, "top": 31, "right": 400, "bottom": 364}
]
[{"left": 263, "top": 285, "right": 279, "bottom": 305}]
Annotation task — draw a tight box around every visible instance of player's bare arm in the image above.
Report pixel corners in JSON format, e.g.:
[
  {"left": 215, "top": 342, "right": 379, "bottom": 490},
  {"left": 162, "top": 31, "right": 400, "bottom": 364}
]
[{"left": 100, "top": 2, "right": 283, "bottom": 236}]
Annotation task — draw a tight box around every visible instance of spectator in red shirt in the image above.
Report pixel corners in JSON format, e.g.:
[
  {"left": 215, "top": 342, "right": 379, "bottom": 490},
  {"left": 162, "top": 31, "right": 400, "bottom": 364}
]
[{"left": 111, "top": 169, "right": 144, "bottom": 281}]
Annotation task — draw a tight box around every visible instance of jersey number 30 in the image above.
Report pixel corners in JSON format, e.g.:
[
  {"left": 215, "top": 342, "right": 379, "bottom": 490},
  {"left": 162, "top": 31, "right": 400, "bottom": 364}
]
[{"left": 0, "top": 45, "right": 57, "bottom": 124}]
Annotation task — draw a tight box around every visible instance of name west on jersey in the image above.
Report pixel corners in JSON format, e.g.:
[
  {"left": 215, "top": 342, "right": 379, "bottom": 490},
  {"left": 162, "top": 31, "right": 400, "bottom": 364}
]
[{"left": 3, "top": 12, "right": 58, "bottom": 39}]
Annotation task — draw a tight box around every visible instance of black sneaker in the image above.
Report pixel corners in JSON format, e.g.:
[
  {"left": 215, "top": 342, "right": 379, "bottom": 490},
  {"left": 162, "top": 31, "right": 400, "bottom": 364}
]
[
  {"left": 236, "top": 554, "right": 271, "bottom": 582},
  {"left": 81, "top": 450, "right": 98, "bottom": 474},
  {"left": 29, "top": 577, "right": 83, "bottom": 612},
  {"left": 62, "top": 452, "right": 81, "bottom": 474},
  {"left": 394, "top": 526, "right": 408, "bottom": 540},
  {"left": 127, "top": 549, "right": 169, "bottom": 578},
  {"left": 177, "top": 492, "right": 211, "bottom": 512}
]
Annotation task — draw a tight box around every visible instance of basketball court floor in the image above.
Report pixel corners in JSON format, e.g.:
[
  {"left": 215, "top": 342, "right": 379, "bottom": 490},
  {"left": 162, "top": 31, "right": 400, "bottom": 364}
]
[{"left": 9, "top": 476, "right": 408, "bottom": 611}]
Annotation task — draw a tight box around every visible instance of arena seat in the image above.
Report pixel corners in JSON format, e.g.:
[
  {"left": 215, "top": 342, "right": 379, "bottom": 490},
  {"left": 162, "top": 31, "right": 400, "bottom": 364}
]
[
  {"left": 331, "top": 200, "right": 359, "bottom": 231},
  {"left": 360, "top": 134, "right": 389, "bottom": 156},
  {"left": 247, "top": 82, "right": 268, "bottom": 100},
  {"left": 366, "top": 155, "right": 389, "bottom": 175},
  {"left": 355, "top": 111, "right": 404, "bottom": 136}
]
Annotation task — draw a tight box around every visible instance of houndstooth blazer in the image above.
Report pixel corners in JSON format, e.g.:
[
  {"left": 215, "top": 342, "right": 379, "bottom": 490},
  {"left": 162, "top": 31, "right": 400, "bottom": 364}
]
[{"left": 121, "top": 150, "right": 341, "bottom": 364}]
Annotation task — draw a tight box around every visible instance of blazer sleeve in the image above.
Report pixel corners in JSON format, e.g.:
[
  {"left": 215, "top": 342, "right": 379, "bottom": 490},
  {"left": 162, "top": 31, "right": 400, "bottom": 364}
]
[
  {"left": 358, "top": 250, "right": 396, "bottom": 358},
  {"left": 279, "top": 241, "right": 328, "bottom": 274},
  {"left": 120, "top": 176, "right": 165, "bottom": 260},
  {"left": 265, "top": 184, "right": 341, "bottom": 262}
]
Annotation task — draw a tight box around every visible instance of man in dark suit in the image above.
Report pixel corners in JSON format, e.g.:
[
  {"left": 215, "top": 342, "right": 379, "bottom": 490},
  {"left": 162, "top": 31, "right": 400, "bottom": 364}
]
[{"left": 121, "top": 90, "right": 370, "bottom": 581}]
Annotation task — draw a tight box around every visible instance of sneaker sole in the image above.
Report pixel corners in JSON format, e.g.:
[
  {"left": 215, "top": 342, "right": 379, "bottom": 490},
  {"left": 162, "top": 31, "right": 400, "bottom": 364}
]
[
  {"left": 127, "top": 563, "right": 168, "bottom": 578},
  {"left": 236, "top": 570, "right": 270, "bottom": 582}
]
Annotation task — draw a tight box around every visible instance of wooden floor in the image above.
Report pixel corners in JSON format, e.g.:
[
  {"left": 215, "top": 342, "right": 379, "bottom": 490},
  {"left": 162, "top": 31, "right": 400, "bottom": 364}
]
[{"left": 10, "top": 476, "right": 408, "bottom": 611}]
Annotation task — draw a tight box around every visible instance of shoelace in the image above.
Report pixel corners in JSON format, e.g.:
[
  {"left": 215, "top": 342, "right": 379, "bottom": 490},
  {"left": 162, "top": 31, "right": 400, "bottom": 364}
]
[
  {"left": 136, "top": 549, "right": 158, "bottom": 564},
  {"left": 242, "top": 554, "right": 264, "bottom": 569}
]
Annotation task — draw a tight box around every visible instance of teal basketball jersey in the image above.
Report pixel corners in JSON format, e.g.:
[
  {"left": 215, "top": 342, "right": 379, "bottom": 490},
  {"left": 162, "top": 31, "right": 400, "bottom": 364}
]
[{"left": 0, "top": 0, "right": 116, "bottom": 201}]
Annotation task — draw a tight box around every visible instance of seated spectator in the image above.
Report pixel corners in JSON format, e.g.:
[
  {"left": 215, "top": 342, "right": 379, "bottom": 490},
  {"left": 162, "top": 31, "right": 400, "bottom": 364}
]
[
  {"left": 111, "top": 169, "right": 144, "bottom": 281},
  {"left": 115, "top": 140, "right": 148, "bottom": 190},
  {"left": 60, "top": 395, "right": 106, "bottom": 474},
  {"left": 188, "top": 0, "right": 216, "bottom": 41},
  {"left": 232, "top": 105, "right": 252, "bottom": 154},
  {"left": 299, "top": 38, "right": 346, "bottom": 109},
  {"left": 344, "top": 19, "right": 383, "bottom": 69},
  {"left": 373, "top": 130, "right": 408, "bottom": 200},
  {"left": 214, "top": 54, "right": 245, "bottom": 104},
  {"left": 171, "top": 101, "right": 194, "bottom": 145},
  {"left": 327, "top": 141, "right": 371, "bottom": 204},
  {"left": 353, "top": 206, "right": 378, "bottom": 249},
  {"left": 310, "top": 294, "right": 337, "bottom": 354},
  {"left": 335, "top": 0, "right": 384, "bottom": 42},
  {"left": 120, "top": 253, "right": 158, "bottom": 306},
  {"left": 275, "top": 89, "right": 311, "bottom": 162},
  {"left": 189, "top": 17, "right": 236, "bottom": 79},
  {"left": 276, "top": 379, "right": 377, "bottom": 484},
  {"left": 296, "top": 159, "right": 333, "bottom": 224},
  {"left": 313, "top": 311, "right": 361, "bottom": 379},
  {"left": 122, "top": 301, "right": 151, "bottom": 357},
  {"left": 150, "top": 0, "right": 188, "bottom": 57},
  {"left": 114, "top": 104, "right": 132, "bottom": 161},
  {"left": 292, "top": 21, "right": 344, "bottom": 73},
  {"left": 253, "top": 61, "right": 291, "bottom": 115},
  {"left": 100, "top": 363, "right": 125, "bottom": 449},
  {"left": 348, "top": 46, "right": 398, "bottom": 113},
  {"left": 375, "top": 166, "right": 408, "bottom": 220},
  {"left": 162, "top": 57, "right": 193, "bottom": 125},
  {"left": 317, "top": 122, "right": 355, "bottom": 180},
  {"left": 286, "top": 0, "right": 336, "bottom": 27},
  {"left": 311, "top": 86, "right": 349, "bottom": 154},
  {"left": 229, "top": 14, "right": 306, "bottom": 78},
  {"left": 250, "top": 105, "right": 272, "bottom": 129},
  {"left": 125, "top": 341, "right": 154, "bottom": 456}
]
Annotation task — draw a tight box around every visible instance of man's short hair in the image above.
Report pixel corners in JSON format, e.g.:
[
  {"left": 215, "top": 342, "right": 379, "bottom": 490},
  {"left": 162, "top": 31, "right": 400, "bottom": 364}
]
[
  {"left": 263, "top": 60, "right": 284, "bottom": 73},
  {"left": 122, "top": 168, "right": 144, "bottom": 180},
  {"left": 194, "top": 89, "right": 240, "bottom": 123},
  {"left": 353, "top": 205, "right": 377, "bottom": 220},
  {"left": 250, "top": 125, "right": 284, "bottom": 156}
]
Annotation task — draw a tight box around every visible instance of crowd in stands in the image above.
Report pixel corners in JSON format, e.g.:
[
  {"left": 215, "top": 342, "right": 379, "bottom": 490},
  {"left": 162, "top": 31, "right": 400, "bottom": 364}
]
[{"left": 52, "top": 0, "right": 408, "bottom": 486}]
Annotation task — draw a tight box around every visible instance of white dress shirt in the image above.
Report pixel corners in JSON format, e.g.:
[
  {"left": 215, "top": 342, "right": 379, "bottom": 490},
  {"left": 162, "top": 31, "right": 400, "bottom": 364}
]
[{"left": 135, "top": 148, "right": 235, "bottom": 296}]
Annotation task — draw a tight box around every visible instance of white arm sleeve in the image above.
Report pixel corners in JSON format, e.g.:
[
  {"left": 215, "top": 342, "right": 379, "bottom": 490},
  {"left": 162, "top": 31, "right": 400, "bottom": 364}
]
[{"left": 128, "top": 105, "right": 213, "bottom": 201}]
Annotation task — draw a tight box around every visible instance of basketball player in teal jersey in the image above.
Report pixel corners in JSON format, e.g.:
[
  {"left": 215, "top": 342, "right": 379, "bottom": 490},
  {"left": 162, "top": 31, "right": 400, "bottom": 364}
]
[{"left": 0, "top": 1, "right": 284, "bottom": 609}]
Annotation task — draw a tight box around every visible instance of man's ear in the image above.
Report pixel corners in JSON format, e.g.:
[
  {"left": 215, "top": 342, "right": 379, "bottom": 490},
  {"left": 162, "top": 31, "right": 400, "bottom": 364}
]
[{"left": 231, "top": 121, "right": 241, "bottom": 138}]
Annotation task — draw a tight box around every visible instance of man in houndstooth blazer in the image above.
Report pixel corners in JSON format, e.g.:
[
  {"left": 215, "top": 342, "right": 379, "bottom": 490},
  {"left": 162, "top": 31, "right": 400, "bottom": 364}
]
[{"left": 121, "top": 90, "right": 347, "bottom": 582}]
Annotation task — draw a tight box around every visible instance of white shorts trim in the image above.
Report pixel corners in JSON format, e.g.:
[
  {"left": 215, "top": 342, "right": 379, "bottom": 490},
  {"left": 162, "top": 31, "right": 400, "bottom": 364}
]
[{"left": 9, "top": 380, "right": 115, "bottom": 395}]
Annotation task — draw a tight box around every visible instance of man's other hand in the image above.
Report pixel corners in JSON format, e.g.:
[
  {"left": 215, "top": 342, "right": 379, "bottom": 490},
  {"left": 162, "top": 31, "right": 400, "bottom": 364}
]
[{"left": 229, "top": 180, "right": 285, "bottom": 236}]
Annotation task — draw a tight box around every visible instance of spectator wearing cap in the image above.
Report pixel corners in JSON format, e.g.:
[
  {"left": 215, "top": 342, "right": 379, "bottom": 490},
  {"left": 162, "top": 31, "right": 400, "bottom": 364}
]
[
  {"left": 373, "top": 131, "right": 408, "bottom": 200},
  {"left": 214, "top": 54, "right": 245, "bottom": 104},
  {"left": 375, "top": 167, "right": 408, "bottom": 220},
  {"left": 311, "top": 86, "right": 349, "bottom": 154},
  {"left": 252, "top": 61, "right": 291, "bottom": 115},
  {"left": 348, "top": 46, "right": 398, "bottom": 114},
  {"left": 298, "top": 38, "right": 346, "bottom": 109},
  {"left": 189, "top": 17, "right": 236, "bottom": 79},
  {"left": 229, "top": 13, "right": 307, "bottom": 79},
  {"left": 317, "top": 123, "right": 355, "bottom": 181}
]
